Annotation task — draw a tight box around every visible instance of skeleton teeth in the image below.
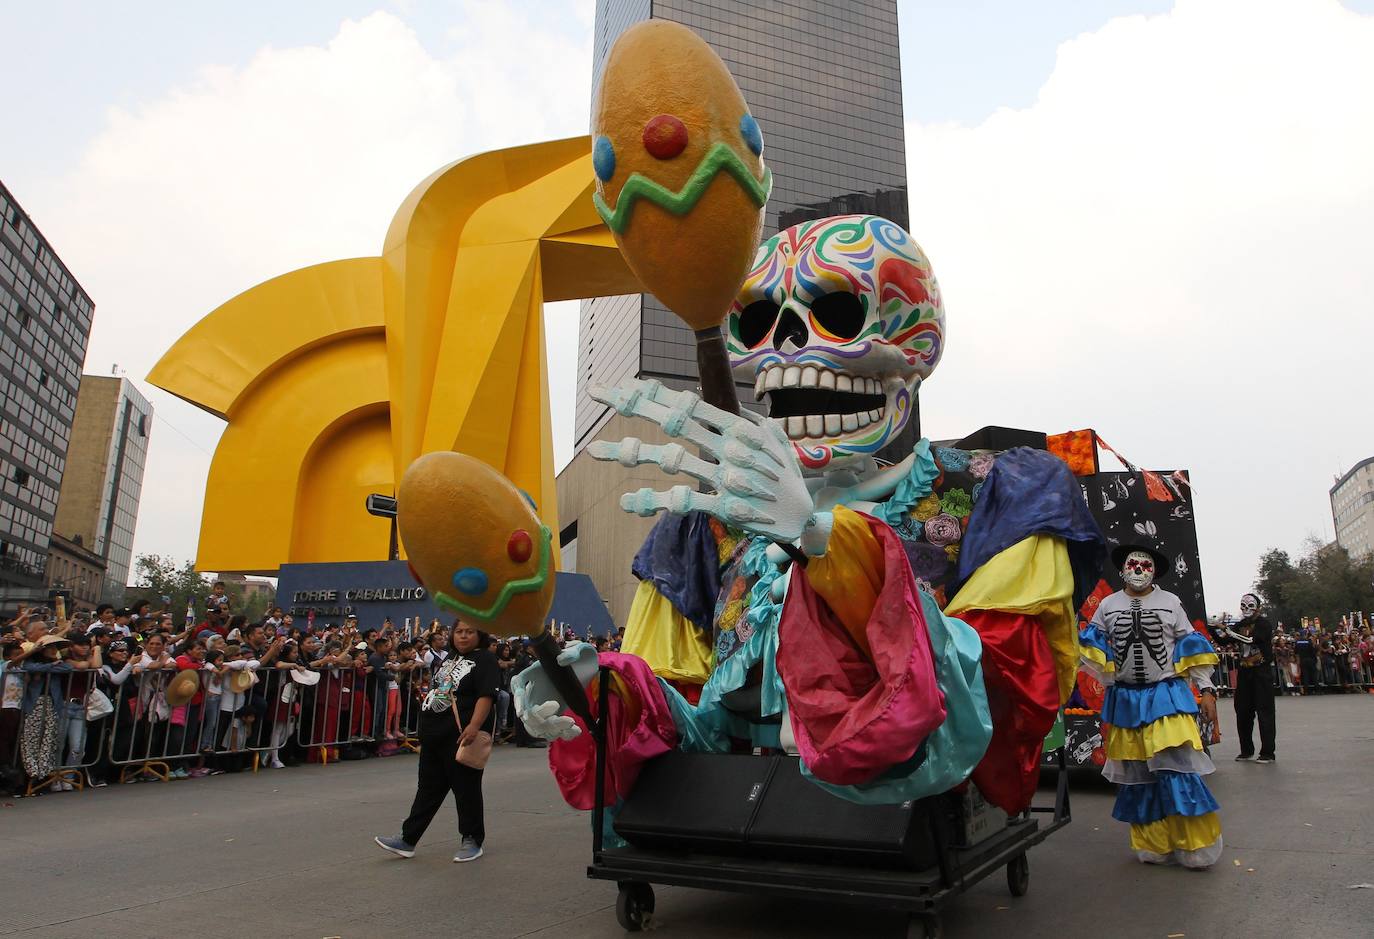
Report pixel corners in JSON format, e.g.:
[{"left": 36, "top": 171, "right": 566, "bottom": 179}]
[
  {"left": 786, "top": 415, "right": 805, "bottom": 439},
  {"left": 763, "top": 368, "right": 782, "bottom": 391},
  {"left": 867, "top": 409, "right": 881, "bottom": 423},
  {"left": 806, "top": 414, "right": 823, "bottom": 437},
  {"left": 836, "top": 375, "right": 852, "bottom": 393},
  {"left": 824, "top": 414, "right": 842, "bottom": 436},
  {"left": 842, "top": 413, "right": 858, "bottom": 432},
  {"left": 818, "top": 370, "right": 836, "bottom": 391},
  {"left": 800, "top": 366, "right": 818, "bottom": 388},
  {"left": 753, "top": 371, "right": 766, "bottom": 401},
  {"left": 857, "top": 411, "right": 872, "bottom": 428},
  {"left": 782, "top": 365, "right": 801, "bottom": 388}
]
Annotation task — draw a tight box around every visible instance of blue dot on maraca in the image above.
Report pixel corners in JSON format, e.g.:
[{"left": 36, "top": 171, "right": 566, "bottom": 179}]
[
  {"left": 592, "top": 135, "right": 616, "bottom": 182},
  {"left": 452, "top": 567, "right": 489, "bottom": 596},
  {"left": 739, "top": 114, "right": 763, "bottom": 156}
]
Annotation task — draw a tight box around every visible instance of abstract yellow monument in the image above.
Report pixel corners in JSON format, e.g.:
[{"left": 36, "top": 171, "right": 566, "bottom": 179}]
[{"left": 149, "top": 137, "right": 640, "bottom": 573}]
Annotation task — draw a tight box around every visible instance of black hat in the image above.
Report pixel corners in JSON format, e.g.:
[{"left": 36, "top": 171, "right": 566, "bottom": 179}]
[
  {"left": 1111, "top": 543, "right": 1171, "bottom": 581},
  {"left": 86, "top": 626, "right": 109, "bottom": 639}
]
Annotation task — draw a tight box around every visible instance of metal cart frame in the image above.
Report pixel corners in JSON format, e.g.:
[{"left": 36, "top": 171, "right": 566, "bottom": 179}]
[{"left": 584, "top": 666, "right": 1072, "bottom": 938}]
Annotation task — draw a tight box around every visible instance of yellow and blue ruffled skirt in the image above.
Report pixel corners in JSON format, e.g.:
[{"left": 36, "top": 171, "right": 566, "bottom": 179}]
[{"left": 1103, "top": 676, "right": 1222, "bottom": 868}]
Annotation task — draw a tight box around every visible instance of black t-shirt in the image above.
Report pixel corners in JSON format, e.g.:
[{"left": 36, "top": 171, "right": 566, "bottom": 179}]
[
  {"left": 366, "top": 652, "right": 388, "bottom": 699},
  {"left": 417, "top": 650, "right": 500, "bottom": 741}
]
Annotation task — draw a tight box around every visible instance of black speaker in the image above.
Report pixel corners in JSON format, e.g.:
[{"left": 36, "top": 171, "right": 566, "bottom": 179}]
[
  {"left": 748, "top": 759, "right": 942, "bottom": 869},
  {"left": 613, "top": 751, "right": 949, "bottom": 870},
  {"left": 614, "top": 751, "right": 779, "bottom": 854}
]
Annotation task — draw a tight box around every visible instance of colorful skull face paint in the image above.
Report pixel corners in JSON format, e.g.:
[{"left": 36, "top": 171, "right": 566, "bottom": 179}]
[
  {"left": 726, "top": 215, "right": 945, "bottom": 472},
  {"left": 1122, "top": 551, "right": 1156, "bottom": 592},
  {"left": 1239, "top": 593, "right": 1260, "bottom": 619}
]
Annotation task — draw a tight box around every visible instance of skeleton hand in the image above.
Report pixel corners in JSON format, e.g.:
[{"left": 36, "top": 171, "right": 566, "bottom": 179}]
[
  {"left": 588, "top": 379, "right": 822, "bottom": 549},
  {"left": 510, "top": 643, "right": 593, "bottom": 742}
]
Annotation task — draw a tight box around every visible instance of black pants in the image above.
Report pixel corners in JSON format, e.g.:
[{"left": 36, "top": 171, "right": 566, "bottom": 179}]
[
  {"left": 401, "top": 736, "right": 485, "bottom": 847},
  {"left": 1234, "top": 667, "right": 1276, "bottom": 758}
]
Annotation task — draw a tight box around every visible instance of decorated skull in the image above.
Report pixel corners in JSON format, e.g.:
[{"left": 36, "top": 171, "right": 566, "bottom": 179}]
[{"left": 726, "top": 215, "right": 944, "bottom": 471}]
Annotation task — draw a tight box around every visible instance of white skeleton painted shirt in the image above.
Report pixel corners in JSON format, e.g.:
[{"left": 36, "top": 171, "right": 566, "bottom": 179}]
[{"left": 1089, "top": 586, "right": 1211, "bottom": 689}]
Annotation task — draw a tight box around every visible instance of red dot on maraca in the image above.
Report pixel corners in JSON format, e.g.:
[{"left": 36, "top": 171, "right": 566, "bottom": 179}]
[
  {"left": 507, "top": 529, "right": 533, "bottom": 563},
  {"left": 642, "top": 114, "right": 688, "bottom": 159}
]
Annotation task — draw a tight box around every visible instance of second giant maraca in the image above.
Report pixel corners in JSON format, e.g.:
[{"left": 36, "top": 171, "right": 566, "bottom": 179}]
[{"left": 591, "top": 20, "right": 771, "bottom": 414}]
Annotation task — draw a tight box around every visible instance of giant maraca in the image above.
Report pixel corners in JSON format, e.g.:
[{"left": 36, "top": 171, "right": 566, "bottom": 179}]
[
  {"left": 592, "top": 20, "right": 771, "bottom": 414},
  {"left": 398, "top": 452, "right": 595, "bottom": 724}
]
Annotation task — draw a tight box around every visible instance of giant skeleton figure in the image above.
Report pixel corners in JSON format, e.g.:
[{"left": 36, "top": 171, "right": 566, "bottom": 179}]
[
  {"left": 1079, "top": 544, "right": 1224, "bottom": 868},
  {"left": 515, "top": 214, "right": 1104, "bottom": 817}
]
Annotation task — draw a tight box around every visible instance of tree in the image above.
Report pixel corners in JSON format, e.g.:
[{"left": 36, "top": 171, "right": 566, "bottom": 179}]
[
  {"left": 1253, "top": 539, "right": 1374, "bottom": 628},
  {"left": 130, "top": 555, "right": 212, "bottom": 623}
]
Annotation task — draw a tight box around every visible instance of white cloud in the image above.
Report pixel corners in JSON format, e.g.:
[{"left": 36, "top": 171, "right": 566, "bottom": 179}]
[
  {"left": 27, "top": 6, "right": 593, "bottom": 571},
  {"left": 907, "top": 0, "right": 1374, "bottom": 613}
]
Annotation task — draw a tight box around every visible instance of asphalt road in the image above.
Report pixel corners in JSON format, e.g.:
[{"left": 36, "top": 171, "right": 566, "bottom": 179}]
[{"left": 3, "top": 694, "right": 1372, "bottom": 939}]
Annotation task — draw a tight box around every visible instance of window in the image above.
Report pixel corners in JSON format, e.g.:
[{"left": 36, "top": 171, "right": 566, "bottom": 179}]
[{"left": 12, "top": 467, "right": 28, "bottom": 486}]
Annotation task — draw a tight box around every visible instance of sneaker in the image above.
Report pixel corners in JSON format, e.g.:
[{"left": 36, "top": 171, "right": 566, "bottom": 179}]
[
  {"left": 188, "top": 768, "right": 210, "bottom": 778},
  {"left": 91, "top": 778, "right": 108, "bottom": 788},
  {"left": 1234, "top": 754, "right": 1254, "bottom": 761},
  {"left": 374, "top": 835, "right": 415, "bottom": 859},
  {"left": 1256, "top": 756, "right": 1275, "bottom": 764},
  {"left": 207, "top": 768, "right": 226, "bottom": 776},
  {"left": 268, "top": 759, "right": 285, "bottom": 769},
  {"left": 453, "top": 836, "right": 483, "bottom": 863},
  {"left": 58, "top": 781, "right": 73, "bottom": 792},
  {"left": 171, "top": 768, "right": 190, "bottom": 780}
]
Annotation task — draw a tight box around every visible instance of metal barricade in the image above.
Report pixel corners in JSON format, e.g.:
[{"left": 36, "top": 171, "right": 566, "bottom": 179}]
[{"left": 2, "top": 667, "right": 110, "bottom": 796}]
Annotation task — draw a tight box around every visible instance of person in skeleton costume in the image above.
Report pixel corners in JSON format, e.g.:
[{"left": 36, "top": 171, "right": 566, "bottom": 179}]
[
  {"left": 1079, "top": 544, "right": 1223, "bottom": 868},
  {"left": 1221, "top": 593, "right": 1275, "bottom": 763},
  {"left": 515, "top": 215, "right": 1104, "bottom": 823}
]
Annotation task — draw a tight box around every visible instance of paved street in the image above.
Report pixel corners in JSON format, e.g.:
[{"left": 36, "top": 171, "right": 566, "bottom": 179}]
[{"left": 4, "top": 694, "right": 1372, "bottom": 939}]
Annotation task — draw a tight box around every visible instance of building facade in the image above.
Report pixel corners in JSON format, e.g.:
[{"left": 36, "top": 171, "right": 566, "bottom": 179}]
[
  {"left": 0, "top": 181, "right": 95, "bottom": 608},
  {"left": 44, "top": 532, "right": 107, "bottom": 613},
  {"left": 52, "top": 375, "right": 153, "bottom": 605},
  {"left": 561, "top": 0, "right": 910, "bottom": 624},
  {"left": 1331, "top": 457, "right": 1374, "bottom": 560}
]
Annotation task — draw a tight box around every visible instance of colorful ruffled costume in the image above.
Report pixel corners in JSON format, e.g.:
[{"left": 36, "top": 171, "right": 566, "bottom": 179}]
[
  {"left": 1079, "top": 586, "right": 1223, "bottom": 867},
  {"left": 546, "top": 442, "right": 1105, "bottom": 819}
]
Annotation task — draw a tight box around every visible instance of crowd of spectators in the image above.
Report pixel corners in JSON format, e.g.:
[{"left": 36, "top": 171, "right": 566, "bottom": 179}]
[
  {"left": 1211, "top": 617, "right": 1374, "bottom": 695},
  {"left": 0, "top": 585, "right": 624, "bottom": 798}
]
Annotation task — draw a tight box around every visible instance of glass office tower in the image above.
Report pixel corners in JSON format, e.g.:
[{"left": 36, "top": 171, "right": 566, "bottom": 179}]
[
  {"left": 0, "top": 180, "right": 94, "bottom": 606},
  {"left": 576, "top": 0, "right": 909, "bottom": 449}
]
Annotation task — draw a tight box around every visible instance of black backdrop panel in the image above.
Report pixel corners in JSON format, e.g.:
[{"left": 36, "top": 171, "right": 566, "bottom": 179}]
[{"left": 1080, "top": 470, "right": 1207, "bottom": 626}]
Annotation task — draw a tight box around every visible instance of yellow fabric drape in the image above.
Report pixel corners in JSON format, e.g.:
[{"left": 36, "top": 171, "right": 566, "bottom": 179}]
[
  {"left": 1105, "top": 714, "right": 1203, "bottom": 760},
  {"left": 620, "top": 580, "right": 715, "bottom": 684},
  {"left": 805, "top": 504, "right": 886, "bottom": 659},
  {"left": 945, "top": 535, "right": 1079, "bottom": 704},
  {"left": 1130, "top": 812, "right": 1222, "bottom": 854}
]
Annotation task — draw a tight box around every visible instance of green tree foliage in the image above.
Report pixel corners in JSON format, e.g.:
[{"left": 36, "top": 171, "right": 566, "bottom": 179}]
[
  {"left": 1254, "top": 537, "right": 1374, "bottom": 627},
  {"left": 130, "top": 555, "right": 211, "bottom": 622}
]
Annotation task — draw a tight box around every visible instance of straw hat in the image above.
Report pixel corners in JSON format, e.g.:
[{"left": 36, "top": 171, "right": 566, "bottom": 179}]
[
  {"left": 228, "top": 669, "right": 257, "bottom": 694},
  {"left": 34, "top": 634, "right": 71, "bottom": 651},
  {"left": 166, "top": 668, "right": 201, "bottom": 707}
]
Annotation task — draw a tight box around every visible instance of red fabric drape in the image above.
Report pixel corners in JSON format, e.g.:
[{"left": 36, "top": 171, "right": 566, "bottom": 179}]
[{"left": 958, "top": 609, "right": 1059, "bottom": 813}]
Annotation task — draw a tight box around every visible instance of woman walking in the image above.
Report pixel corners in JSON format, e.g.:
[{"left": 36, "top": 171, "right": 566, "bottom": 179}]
[{"left": 375, "top": 621, "right": 499, "bottom": 863}]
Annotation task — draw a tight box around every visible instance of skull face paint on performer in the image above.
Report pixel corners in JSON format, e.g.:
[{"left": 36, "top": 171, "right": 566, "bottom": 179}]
[
  {"left": 1239, "top": 593, "right": 1260, "bottom": 620},
  {"left": 1122, "top": 550, "right": 1156, "bottom": 593}
]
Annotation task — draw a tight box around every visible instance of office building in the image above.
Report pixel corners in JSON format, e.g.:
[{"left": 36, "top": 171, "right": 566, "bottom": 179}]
[
  {"left": 53, "top": 375, "right": 153, "bottom": 605},
  {"left": 560, "top": 0, "right": 910, "bottom": 623},
  {"left": 1332, "top": 457, "right": 1374, "bottom": 560},
  {"left": 45, "top": 532, "right": 107, "bottom": 613},
  {"left": 0, "top": 180, "right": 95, "bottom": 607}
]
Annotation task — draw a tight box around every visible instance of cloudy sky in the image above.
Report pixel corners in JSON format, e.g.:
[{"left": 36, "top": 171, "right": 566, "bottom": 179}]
[{"left": 5, "top": 0, "right": 1373, "bottom": 616}]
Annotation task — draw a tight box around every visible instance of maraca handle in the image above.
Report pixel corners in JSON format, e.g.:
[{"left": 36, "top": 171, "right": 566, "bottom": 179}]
[
  {"left": 528, "top": 631, "right": 597, "bottom": 730},
  {"left": 693, "top": 326, "right": 741, "bottom": 417}
]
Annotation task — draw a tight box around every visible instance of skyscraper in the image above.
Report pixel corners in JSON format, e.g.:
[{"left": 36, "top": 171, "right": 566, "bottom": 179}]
[
  {"left": 0, "top": 180, "right": 95, "bottom": 607},
  {"left": 576, "top": 0, "right": 908, "bottom": 449},
  {"left": 560, "top": 0, "right": 909, "bottom": 623},
  {"left": 52, "top": 375, "right": 153, "bottom": 605}
]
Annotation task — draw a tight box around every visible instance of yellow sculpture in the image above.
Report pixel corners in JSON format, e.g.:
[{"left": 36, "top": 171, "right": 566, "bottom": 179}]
[{"left": 150, "top": 137, "right": 640, "bottom": 573}]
